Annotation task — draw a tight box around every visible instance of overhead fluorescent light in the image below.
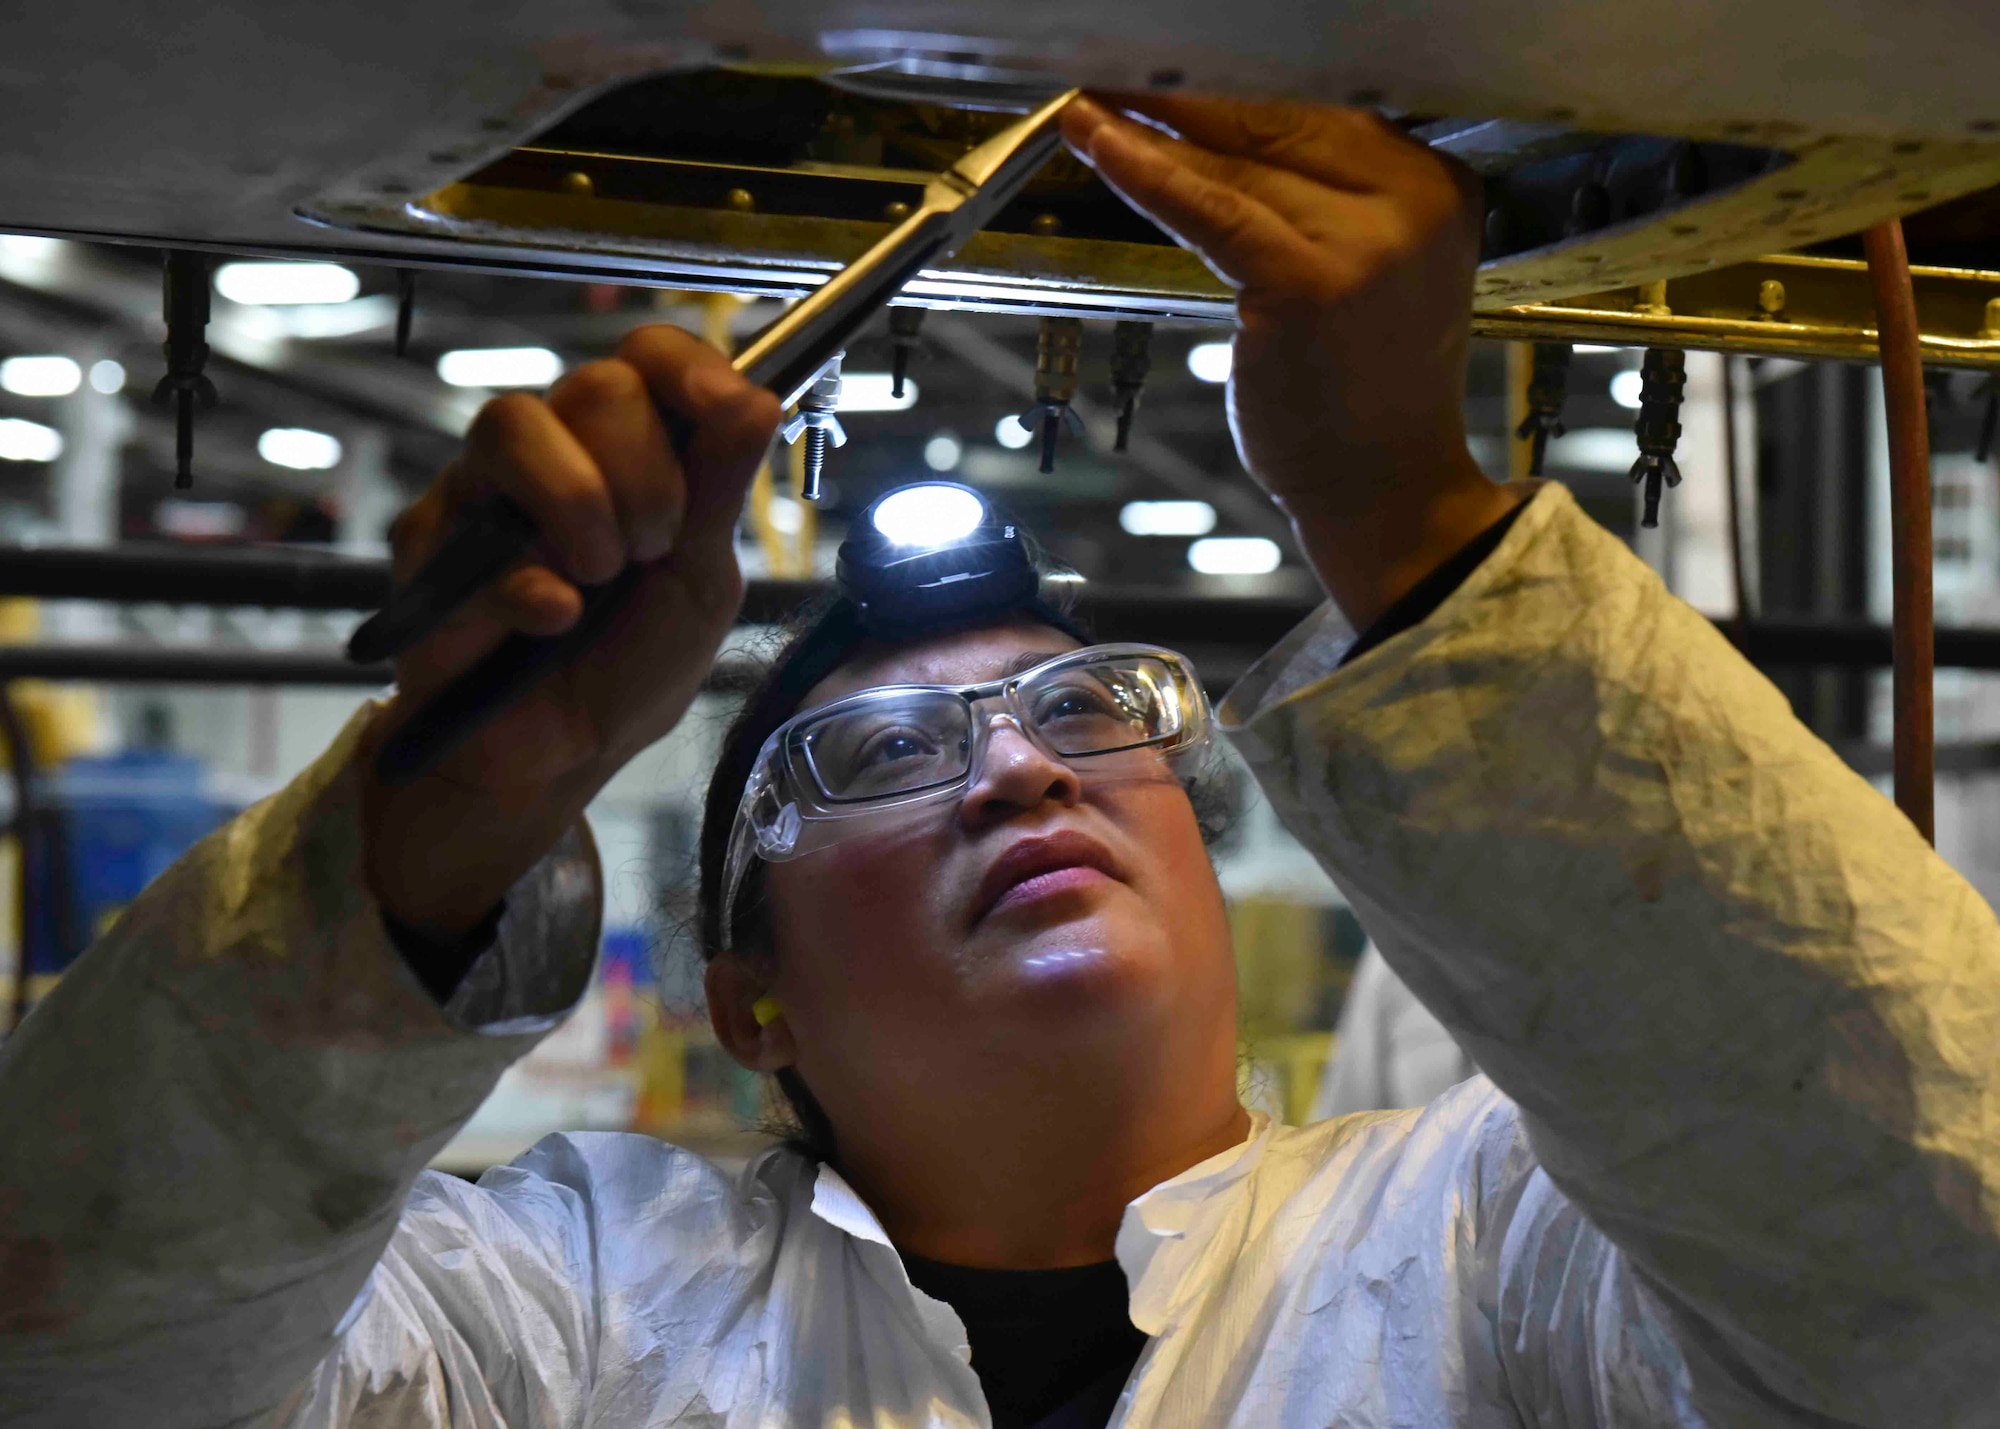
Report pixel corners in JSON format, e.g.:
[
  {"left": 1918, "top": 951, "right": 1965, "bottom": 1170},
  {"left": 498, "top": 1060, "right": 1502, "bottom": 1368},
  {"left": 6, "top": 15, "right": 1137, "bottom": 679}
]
[
  {"left": 0, "top": 355, "right": 81, "bottom": 397},
  {"left": 0, "top": 236, "right": 66, "bottom": 283},
  {"left": 836, "top": 372, "right": 919, "bottom": 412},
  {"left": 1188, "top": 536, "right": 1281, "bottom": 576},
  {"left": 0, "top": 235, "right": 62, "bottom": 261},
  {"left": 268, "top": 293, "right": 399, "bottom": 340},
  {"left": 258, "top": 427, "right": 343, "bottom": 470},
  {"left": 436, "top": 346, "right": 564, "bottom": 388},
  {"left": 0, "top": 417, "right": 63, "bottom": 463},
  {"left": 1545, "top": 427, "right": 1638, "bottom": 474},
  {"left": 1186, "top": 341, "right": 1233, "bottom": 384},
  {"left": 156, "top": 499, "right": 248, "bottom": 539},
  {"left": 994, "top": 414, "right": 1034, "bottom": 450},
  {"left": 1120, "top": 500, "right": 1217, "bottom": 537},
  {"left": 214, "top": 261, "right": 361, "bottom": 306},
  {"left": 87, "top": 359, "right": 126, "bottom": 394}
]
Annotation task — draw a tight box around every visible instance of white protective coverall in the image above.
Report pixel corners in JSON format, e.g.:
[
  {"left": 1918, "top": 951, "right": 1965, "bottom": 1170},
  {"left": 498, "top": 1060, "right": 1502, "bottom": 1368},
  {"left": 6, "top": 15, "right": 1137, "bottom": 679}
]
[{"left": 2, "top": 481, "right": 1997, "bottom": 1428}]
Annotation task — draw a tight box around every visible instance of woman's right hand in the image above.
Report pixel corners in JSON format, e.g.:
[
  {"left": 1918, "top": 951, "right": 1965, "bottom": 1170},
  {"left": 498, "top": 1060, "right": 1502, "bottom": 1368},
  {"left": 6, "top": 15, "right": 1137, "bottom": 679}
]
[{"left": 361, "top": 325, "right": 779, "bottom": 938}]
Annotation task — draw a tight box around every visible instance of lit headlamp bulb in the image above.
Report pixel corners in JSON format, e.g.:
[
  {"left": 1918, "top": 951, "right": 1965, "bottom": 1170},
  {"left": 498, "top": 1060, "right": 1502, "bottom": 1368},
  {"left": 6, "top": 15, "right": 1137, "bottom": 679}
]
[{"left": 869, "top": 482, "right": 988, "bottom": 548}]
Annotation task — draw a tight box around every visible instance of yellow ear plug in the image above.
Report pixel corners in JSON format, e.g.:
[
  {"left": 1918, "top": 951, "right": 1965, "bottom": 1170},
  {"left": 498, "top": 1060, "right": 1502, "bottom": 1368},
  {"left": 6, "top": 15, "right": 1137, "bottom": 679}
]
[{"left": 752, "top": 995, "right": 783, "bottom": 1028}]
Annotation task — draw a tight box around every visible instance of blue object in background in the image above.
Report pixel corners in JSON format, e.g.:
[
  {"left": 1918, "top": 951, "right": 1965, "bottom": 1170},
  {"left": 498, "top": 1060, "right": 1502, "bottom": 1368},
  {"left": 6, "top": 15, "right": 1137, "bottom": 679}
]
[{"left": 25, "top": 750, "right": 231, "bottom": 975}]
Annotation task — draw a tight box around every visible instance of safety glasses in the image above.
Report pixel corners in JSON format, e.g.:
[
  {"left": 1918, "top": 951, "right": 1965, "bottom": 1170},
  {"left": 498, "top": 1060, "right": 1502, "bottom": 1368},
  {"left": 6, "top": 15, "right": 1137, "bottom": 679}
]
[{"left": 719, "top": 642, "right": 1211, "bottom": 948}]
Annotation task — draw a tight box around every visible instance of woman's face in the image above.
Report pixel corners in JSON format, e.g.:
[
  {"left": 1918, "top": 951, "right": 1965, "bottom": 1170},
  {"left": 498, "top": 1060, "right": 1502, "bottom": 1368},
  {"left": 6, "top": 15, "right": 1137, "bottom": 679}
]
[{"left": 728, "top": 620, "right": 1240, "bottom": 1144}]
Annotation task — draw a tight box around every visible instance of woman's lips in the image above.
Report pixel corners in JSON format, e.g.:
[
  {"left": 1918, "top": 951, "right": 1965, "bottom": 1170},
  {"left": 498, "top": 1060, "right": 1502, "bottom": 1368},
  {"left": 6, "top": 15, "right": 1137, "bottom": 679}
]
[
  {"left": 972, "top": 831, "right": 1126, "bottom": 924},
  {"left": 985, "top": 863, "right": 1114, "bottom": 918}
]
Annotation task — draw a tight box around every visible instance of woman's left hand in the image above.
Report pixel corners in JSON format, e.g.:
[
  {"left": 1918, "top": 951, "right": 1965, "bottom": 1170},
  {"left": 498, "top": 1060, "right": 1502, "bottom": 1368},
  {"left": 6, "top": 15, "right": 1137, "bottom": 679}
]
[{"left": 1062, "top": 93, "right": 1518, "bottom": 629}]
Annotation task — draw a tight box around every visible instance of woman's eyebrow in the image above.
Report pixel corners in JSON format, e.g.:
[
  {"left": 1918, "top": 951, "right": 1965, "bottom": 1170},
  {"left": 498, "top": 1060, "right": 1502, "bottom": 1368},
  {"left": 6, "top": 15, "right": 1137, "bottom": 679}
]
[{"left": 999, "top": 650, "right": 1069, "bottom": 679}]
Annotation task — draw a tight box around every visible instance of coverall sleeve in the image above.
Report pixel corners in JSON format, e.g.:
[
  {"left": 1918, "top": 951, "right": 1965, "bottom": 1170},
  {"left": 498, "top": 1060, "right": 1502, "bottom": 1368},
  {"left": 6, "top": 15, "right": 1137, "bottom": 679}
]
[
  {"left": 0, "top": 705, "right": 603, "bottom": 1427},
  {"left": 1222, "top": 481, "right": 2000, "bottom": 1426}
]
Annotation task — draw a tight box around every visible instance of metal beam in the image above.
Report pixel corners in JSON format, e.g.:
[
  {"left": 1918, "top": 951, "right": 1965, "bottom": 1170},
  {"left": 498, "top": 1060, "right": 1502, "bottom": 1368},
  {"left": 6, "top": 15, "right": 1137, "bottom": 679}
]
[
  {"left": 0, "top": 645, "right": 391, "bottom": 686},
  {"left": 12, "top": 545, "right": 2000, "bottom": 670},
  {"left": 1, "top": 545, "right": 393, "bottom": 611},
  {"left": 1475, "top": 254, "right": 2000, "bottom": 369}
]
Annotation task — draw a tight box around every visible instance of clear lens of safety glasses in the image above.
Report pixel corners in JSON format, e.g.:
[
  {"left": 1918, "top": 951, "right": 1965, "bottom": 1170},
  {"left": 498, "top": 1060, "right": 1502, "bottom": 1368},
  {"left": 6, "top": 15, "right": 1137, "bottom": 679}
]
[{"left": 719, "top": 643, "right": 1210, "bottom": 947}]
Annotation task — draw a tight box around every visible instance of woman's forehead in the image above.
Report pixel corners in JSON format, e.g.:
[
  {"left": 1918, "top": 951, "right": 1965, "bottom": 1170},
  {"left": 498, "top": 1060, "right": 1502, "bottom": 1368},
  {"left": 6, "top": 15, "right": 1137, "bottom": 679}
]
[{"left": 805, "top": 621, "right": 1084, "bottom": 707}]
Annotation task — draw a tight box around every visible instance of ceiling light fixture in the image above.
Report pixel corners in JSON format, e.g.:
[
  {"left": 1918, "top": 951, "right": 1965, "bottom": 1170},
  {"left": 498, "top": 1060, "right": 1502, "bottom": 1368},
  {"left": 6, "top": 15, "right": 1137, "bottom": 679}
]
[
  {"left": 0, "top": 355, "right": 81, "bottom": 397},
  {"left": 1119, "top": 500, "right": 1217, "bottom": 537},
  {"left": 835, "top": 372, "right": 919, "bottom": 411},
  {"left": 1186, "top": 341, "right": 1233, "bottom": 384},
  {"left": 436, "top": 347, "right": 564, "bottom": 388},
  {"left": 1188, "top": 536, "right": 1281, "bottom": 576},
  {"left": 994, "top": 414, "right": 1034, "bottom": 450},
  {"left": 0, "top": 417, "right": 64, "bottom": 463},
  {"left": 923, "top": 433, "right": 963, "bottom": 471},
  {"left": 258, "top": 426, "right": 344, "bottom": 470},
  {"left": 214, "top": 261, "right": 361, "bottom": 306}
]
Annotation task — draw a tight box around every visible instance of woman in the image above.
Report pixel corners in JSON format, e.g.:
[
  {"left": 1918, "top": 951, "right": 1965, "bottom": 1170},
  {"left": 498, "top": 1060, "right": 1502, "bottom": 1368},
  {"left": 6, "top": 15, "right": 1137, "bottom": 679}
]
[{"left": 3, "top": 94, "right": 1997, "bottom": 1428}]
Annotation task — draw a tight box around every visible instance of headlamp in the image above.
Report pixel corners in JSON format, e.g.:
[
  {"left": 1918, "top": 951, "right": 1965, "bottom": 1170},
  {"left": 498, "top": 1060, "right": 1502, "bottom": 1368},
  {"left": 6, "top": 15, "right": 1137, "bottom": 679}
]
[{"left": 836, "top": 481, "right": 1041, "bottom": 639}]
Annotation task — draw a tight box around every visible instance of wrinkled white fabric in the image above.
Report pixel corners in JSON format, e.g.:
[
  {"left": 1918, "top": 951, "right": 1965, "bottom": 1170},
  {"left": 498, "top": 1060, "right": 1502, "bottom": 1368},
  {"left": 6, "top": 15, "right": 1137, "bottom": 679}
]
[
  {"left": 2, "top": 480, "right": 1997, "bottom": 1428},
  {"left": 1313, "top": 943, "right": 1478, "bottom": 1118}
]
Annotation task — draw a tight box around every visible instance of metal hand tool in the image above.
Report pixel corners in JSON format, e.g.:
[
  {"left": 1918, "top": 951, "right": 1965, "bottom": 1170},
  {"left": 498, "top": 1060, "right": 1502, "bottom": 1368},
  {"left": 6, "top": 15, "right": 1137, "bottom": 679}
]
[{"left": 362, "top": 89, "right": 1078, "bottom": 783}]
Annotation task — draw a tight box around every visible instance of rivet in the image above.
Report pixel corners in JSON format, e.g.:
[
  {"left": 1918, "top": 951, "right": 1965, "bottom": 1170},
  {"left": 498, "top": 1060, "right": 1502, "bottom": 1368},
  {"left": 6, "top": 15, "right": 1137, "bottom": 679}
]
[
  {"left": 1031, "top": 212, "right": 1063, "bottom": 237},
  {"left": 725, "top": 188, "right": 756, "bottom": 213},
  {"left": 560, "top": 171, "right": 594, "bottom": 198},
  {"left": 1758, "top": 279, "right": 1787, "bottom": 318},
  {"left": 883, "top": 200, "right": 913, "bottom": 222},
  {"left": 1980, "top": 297, "right": 2000, "bottom": 339}
]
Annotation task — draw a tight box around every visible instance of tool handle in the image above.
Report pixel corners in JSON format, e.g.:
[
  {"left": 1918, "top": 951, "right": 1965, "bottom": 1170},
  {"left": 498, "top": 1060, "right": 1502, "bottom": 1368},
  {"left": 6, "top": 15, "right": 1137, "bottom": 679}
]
[
  {"left": 346, "top": 497, "right": 539, "bottom": 664},
  {"left": 372, "top": 564, "right": 646, "bottom": 784}
]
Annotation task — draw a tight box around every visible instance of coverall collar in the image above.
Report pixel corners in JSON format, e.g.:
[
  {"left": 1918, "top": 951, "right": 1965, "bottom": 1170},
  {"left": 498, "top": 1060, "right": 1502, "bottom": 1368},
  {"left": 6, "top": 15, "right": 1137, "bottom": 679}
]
[{"left": 807, "top": 1111, "right": 1275, "bottom": 1340}]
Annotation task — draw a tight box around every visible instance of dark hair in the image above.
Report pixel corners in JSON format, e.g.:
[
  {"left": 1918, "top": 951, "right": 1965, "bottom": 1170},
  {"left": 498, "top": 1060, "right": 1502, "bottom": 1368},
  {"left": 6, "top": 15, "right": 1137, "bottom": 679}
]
[{"left": 692, "top": 587, "right": 1237, "bottom": 1163}]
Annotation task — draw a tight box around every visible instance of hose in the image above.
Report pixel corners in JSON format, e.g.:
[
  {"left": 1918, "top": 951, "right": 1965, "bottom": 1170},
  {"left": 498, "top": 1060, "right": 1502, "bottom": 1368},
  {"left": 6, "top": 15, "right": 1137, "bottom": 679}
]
[{"left": 1862, "top": 219, "right": 1935, "bottom": 844}]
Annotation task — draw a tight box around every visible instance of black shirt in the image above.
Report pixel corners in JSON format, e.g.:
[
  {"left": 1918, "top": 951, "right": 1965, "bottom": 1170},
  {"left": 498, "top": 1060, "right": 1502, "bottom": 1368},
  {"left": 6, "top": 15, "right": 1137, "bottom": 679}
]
[{"left": 900, "top": 1252, "right": 1149, "bottom": 1429}]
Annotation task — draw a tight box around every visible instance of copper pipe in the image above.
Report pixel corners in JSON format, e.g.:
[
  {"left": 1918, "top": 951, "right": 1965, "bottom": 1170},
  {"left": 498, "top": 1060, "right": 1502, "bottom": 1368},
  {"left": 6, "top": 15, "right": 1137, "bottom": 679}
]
[
  {"left": 1721, "top": 354, "right": 1750, "bottom": 635},
  {"left": 1863, "top": 219, "right": 1935, "bottom": 844}
]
